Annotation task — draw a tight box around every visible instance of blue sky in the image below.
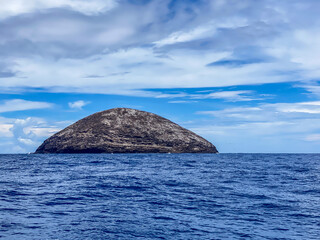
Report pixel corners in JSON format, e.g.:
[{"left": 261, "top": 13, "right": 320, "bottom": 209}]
[{"left": 1, "top": 0, "right": 320, "bottom": 153}]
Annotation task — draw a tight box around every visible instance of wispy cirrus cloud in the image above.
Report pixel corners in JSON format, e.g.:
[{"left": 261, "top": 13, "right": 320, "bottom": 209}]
[
  {"left": 198, "top": 90, "right": 257, "bottom": 101},
  {"left": 0, "top": 99, "right": 53, "bottom": 113},
  {"left": 156, "top": 90, "right": 261, "bottom": 102}
]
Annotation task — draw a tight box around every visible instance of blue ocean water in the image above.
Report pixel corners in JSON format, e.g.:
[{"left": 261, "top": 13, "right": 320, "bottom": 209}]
[{"left": 0, "top": 154, "right": 319, "bottom": 240}]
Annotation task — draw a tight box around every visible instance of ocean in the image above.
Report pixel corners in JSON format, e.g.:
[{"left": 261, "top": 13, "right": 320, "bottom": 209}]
[{"left": 0, "top": 153, "right": 319, "bottom": 239}]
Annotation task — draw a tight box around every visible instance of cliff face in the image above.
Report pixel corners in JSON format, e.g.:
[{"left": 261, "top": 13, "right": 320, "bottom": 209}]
[{"left": 35, "top": 108, "right": 218, "bottom": 153}]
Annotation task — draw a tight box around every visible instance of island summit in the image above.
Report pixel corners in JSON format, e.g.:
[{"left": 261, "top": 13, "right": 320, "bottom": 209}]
[{"left": 35, "top": 108, "right": 218, "bottom": 153}]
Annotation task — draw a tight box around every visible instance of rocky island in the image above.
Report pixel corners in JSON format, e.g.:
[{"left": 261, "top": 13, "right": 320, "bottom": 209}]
[{"left": 35, "top": 108, "right": 218, "bottom": 153}]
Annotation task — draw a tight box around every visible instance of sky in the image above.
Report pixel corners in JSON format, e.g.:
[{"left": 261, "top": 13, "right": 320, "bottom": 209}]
[{"left": 1, "top": 0, "right": 320, "bottom": 153}]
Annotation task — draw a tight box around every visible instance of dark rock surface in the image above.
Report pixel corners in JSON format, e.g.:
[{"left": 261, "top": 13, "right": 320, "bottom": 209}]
[{"left": 35, "top": 108, "right": 218, "bottom": 153}]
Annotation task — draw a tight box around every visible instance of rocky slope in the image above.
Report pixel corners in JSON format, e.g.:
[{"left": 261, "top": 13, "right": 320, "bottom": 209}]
[{"left": 35, "top": 108, "right": 218, "bottom": 153}]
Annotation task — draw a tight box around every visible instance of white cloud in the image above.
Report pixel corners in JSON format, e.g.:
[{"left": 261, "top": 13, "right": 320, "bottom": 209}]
[
  {"left": 157, "top": 90, "right": 259, "bottom": 102},
  {"left": 0, "top": 0, "right": 117, "bottom": 19},
  {"left": 0, "top": 123, "right": 13, "bottom": 137},
  {"left": 199, "top": 101, "right": 320, "bottom": 120},
  {"left": 27, "top": 126, "right": 61, "bottom": 137},
  {"left": 269, "top": 101, "right": 320, "bottom": 114},
  {"left": 155, "top": 93, "right": 188, "bottom": 99},
  {"left": 0, "top": 1, "right": 319, "bottom": 95},
  {"left": 299, "top": 101, "right": 320, "bottom": 106},
  {"left": 298, "top": 84, "right": 320, "bottom": 97},
  {"left": 3, "top": 117, "right": 62, "bottom": 153},
  {"left": 154, "top": 18, "right": 248, "bottom": 47},
  {"left": 10, "top": 117, "right": 45, "bottom": 151},
  {"left": 168, "top": 100, "right": 198, "bottom": 104},
  {"left": 266, "top": 29, "right": 320, "bottom": 80},
  {"left": 17, "top": 137, "right": 35, "bottom": 145},
  {"left": 198, "top": 107, "right": 263, "bottom": 120},
  {"left": 0, "top": 99, "right": 53, "bottom": 113},
  {"left": 68, "top": 100, "right": 90, "bottom": 110},
  {"left": 154, "top": 24, "right": 217, "bottom": 47},
  {"left": 201, "top": 90, "right": 257, "bottom": 101},
  {"left": 2, "top": 47, "right": 295, "bottom": 96},
  {"left": 0, "top": 116, "right": 64, "bottom": 153}
]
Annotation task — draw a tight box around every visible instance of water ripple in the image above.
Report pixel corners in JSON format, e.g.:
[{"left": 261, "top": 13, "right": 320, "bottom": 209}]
[{"left": 0, "top": 153, "right": 319, "bottom": 239}]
